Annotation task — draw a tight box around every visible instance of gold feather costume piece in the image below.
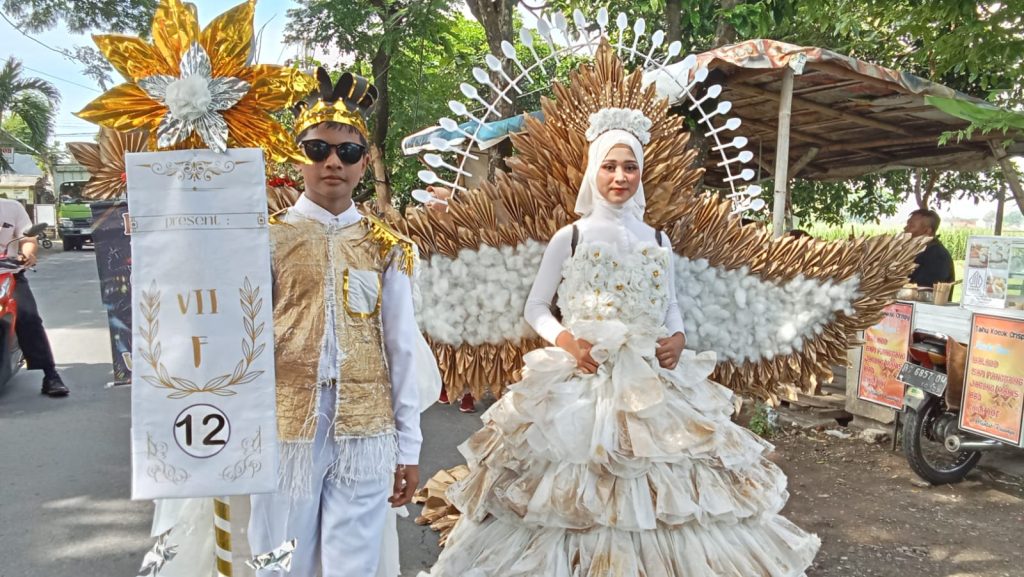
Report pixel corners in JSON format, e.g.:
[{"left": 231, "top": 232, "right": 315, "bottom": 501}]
[{"left": 388, "top": 42, "right": 925, "bottom": 403}]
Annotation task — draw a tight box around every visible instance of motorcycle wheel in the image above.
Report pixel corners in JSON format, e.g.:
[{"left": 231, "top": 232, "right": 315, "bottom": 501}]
[
  {"left": 902, "top": 396, "right": 982, "bottom": 485},
  {"left": 40, "top": 238, "right": 52, "bottom": 249}
]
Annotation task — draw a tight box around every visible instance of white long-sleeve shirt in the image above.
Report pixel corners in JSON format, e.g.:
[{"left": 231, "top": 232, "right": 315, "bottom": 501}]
[
  {"left": 523, "top": 200, "right": 686, "bottom": 345},
  {"left": 290, "top": 195, "right": 422, "bottom": 465}
]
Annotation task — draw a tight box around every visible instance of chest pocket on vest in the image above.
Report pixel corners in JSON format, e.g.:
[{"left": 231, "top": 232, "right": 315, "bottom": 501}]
[{"left": 343, "top": 268, "right": 382, "bottom": 317}]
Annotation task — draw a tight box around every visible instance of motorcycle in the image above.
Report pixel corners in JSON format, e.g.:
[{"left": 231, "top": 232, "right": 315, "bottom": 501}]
[
  {"left": 0, "top": 223, "right": 49, "bottom": 395},
  {"left": 899, "top": 329, "right": 1007, "bottom": 484},
  {"left": 36, "top": 229, "right": 53, "bottom": 250}
]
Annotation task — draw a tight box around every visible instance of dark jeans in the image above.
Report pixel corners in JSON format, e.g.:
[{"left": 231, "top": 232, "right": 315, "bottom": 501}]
[{"left": 13, "top": 273, "right": 57, "bottom": 377}]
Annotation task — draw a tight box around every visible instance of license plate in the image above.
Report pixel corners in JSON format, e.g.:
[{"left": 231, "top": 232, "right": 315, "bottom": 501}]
[{"left": 897, "top": 362, "right": 947, "bottom": 396}]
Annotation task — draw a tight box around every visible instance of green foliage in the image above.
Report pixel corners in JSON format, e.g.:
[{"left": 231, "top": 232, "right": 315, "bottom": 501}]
[
  {"left": 0, "top": 57, "right": 58, "bottom": 170},
  {"left": 748, "top": 400, "right": 779, "bottom": 438},
  {"left": 286, "top": 0, "right": 455, "bottom": 61},
  {"left": 787, "top": 172, "right": 905, "bottom": 226},
  {"left": 386, "top": 15, "right": 490, "bottom": 208},
  {"left": 1, "top": 0, "right": 154, "bottom": 34},
  {"left": 806, "top": 223, "right": 1024, "bottom": 262},
  {"left": 791, "top": 1, "right": 1024, "bottom": 107}
]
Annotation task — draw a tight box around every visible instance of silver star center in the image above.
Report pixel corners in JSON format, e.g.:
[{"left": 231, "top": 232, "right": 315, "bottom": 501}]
[{"left": 139, "top": 42, "right": 251, "bottom": 153}]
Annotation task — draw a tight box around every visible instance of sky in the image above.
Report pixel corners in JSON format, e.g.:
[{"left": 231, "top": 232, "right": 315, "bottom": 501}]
[{"left": 0, "top": 0, "right": 1017, "bottom": 227}]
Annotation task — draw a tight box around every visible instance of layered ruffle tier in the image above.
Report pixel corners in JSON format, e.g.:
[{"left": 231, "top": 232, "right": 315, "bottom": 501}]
[{"left": 423, "top": 320, "right": 819, "bottom": 576}]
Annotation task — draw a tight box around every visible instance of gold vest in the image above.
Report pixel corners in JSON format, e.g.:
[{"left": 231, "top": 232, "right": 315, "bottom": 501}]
[{"left": 270, "top": 210, "right": 414, "bottom": 443}]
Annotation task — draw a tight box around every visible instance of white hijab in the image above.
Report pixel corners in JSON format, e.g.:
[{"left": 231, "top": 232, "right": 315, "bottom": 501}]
[{"left": 573, "top": 129, "right": 646, "bottom": 219}]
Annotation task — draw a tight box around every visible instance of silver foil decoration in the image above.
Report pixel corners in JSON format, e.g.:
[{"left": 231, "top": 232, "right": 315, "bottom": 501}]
[
  {"left": 246, "top": 539, "right": 297, "bottom": 573},
  {"left": 138, "top": 42, "right": 250, "bottom": 152},
  {"left": 137, "top": 529, "right": 178, "bottom": 576}
]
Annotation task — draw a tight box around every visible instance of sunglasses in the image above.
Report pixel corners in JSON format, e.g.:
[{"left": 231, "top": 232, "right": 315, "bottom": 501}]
[{"left": 300, "top": 140, "right": 367, "bottom": 164}]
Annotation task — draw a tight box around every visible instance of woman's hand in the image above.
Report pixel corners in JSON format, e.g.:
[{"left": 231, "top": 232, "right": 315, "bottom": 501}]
[
  {"left": 556, "top": 330, "right": 599, "bottom": 374},
  {"left": 655, "top": 332, "right": 686, "bottom": 370}
]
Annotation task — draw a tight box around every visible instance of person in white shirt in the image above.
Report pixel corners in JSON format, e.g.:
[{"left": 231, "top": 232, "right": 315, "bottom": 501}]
[
  {"left": 0, "top": 198, "right": 67, "bottom": 396},
  {"left": 247, "top": 69, "right": 421, "bottom": 577}
]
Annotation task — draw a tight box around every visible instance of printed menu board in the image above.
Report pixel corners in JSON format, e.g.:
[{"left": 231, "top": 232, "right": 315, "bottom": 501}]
[
  {"left": 857, "top": 302, "right": 914, "bottom": 410},
  {"left": 959, "top": 313, "right": 1024, "bottom": 446},
  {"left": 962, "top": 236, "right": 1024, "bottom": 310}
]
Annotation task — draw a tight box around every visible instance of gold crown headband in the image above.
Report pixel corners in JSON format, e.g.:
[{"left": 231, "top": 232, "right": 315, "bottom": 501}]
[{"left": 292, "top": 68, "right": 377, "bottom": 139}]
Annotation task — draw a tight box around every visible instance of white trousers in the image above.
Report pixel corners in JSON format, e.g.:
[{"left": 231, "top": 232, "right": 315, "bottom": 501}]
[{"left": 249, "top": 391, "right": 391, "bottom": 577}]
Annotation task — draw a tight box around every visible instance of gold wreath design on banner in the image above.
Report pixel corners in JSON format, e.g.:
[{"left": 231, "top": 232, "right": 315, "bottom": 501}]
[{"left": 139, "top": 278, "right": 265, "bottom": 398}]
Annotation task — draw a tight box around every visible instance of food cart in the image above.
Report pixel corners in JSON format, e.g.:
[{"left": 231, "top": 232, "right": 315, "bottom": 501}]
[{"left": 849, "top": 235, "right": 1024, "bottom": 449}]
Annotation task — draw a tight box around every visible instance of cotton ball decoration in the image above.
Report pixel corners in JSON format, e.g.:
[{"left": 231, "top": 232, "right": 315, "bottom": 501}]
[{"left": 673, "top": 253, "right": 859, "bottom": 364}]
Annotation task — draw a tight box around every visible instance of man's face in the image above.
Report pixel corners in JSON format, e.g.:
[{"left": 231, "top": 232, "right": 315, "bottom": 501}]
[
  {"left": 904, "top": 214, "right": 933, "bottom": 238},
  {"left": 296, "top": 124, "right": 368, "bottom": 205}
]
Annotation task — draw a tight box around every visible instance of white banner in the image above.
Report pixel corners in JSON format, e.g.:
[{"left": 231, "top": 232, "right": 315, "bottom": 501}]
[{"left": 128, "top": 148, "right": 278, "bottom": 499}]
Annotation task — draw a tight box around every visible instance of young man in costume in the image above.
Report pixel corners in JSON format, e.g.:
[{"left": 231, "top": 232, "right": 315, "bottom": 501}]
[{"left": 248, "top": 69, "right": 421, "bottom": 577}]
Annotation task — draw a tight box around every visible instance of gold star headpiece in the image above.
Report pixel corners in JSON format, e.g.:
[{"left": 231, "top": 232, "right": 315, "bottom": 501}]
[
  {"left": 292, "top": 68, "right": 378, "bottom": 139},
  {"left": 76, "top": 0, "right": 317, "bottom": 163}
]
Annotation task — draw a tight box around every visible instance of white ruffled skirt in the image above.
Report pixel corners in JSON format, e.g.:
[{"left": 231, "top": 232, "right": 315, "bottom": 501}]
[{"left": 421, "top": 319, "right": 819, "bottom": 576}]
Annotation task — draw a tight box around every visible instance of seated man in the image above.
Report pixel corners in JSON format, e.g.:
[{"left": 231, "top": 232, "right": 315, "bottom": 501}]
[
  {"left": 0, "top": 198, "right": 67, "bottom": 396},
  {"left": 904, "top": 208, "right": 955, "bottom": 288}
]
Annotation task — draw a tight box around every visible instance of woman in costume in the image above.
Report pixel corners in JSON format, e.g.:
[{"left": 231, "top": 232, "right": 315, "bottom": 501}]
[{"left": 418, "top": 108, "right": 820, "bottom": 576}]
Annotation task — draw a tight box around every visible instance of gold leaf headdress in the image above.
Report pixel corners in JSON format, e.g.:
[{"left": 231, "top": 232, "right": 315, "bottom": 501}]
[
  {"left": 76, "top": 0, "right": 317, "bottom": 162},
  {"left": 292, "top": 68, "right": 378, "bottom": 139}
]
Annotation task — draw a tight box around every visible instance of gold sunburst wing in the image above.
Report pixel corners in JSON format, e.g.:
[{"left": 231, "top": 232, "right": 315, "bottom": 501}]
[
  {"left": 67, "top": 128, "right": 149, "bottom": 199},
  {"left": 385, "top": 43, "right": 925, "bottom": 402}
]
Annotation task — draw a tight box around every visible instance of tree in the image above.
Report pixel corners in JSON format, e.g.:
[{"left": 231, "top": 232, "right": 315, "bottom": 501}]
[
  {"left": 1, "top": 0, "right": 154, "bottom": 35},
  {"left": 1, "top": 0, "right": 154, "bottom": 94},
  {"left": 287, "top": 0, "right": 458, "bottom": 209},
  {"left": 792, "top": 1, "right": 1024, "bottom": 109},
  {"left": 463, "top": 0, "right": 519, "bottom": 175},
  {"left": 0, "top": 57, "right": 59, "bottom": 171},
  {"left": 385, "top": 17, "right": 492, "bottom": 207}
]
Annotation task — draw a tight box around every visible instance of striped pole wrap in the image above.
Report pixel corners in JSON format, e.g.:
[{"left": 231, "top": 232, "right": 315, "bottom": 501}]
[{"left": 213, "top": 497, "right": 233, "bottom": 577}]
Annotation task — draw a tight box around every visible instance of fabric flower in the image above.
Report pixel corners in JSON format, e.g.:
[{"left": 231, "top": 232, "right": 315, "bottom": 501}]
[
  {"left": 585, "top": 107, "right": 652, "bottom": 144},
  {"left": 77, "top": 0, "right": 317, "bottom": 162},
  {"left": 137, "top": 42, "right": 250, "bottom": 151}
]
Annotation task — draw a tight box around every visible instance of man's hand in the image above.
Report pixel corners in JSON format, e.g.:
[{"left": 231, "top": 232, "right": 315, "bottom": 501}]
[
  {"left": 18, "top": 238, "right": 38, "bottom": 268},
  {"left": 389, "top": 464, "right": 419, "bottom": 508},
  {"left": 655, "top": 332, "right": 686, "bottom": 370},
  {"left": 555, "top": 330, "right": 599, "bottom": 374},
  {"left": 18, "top": 251, "right": 37, "bottom": 268}
]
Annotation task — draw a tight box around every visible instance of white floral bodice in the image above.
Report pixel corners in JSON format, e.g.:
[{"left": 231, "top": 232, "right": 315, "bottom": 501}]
[{"left": 557, "top": 241, "right": 671, "bottom": 329}]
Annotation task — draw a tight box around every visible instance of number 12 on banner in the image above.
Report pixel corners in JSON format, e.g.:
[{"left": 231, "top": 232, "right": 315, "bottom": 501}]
[{"left": 174, "top": 404, "right": 231, "bottom": 458}]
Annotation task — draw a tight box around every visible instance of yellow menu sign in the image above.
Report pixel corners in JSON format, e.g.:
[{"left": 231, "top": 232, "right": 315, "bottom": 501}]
[
  {"left": 960, "top": 314, "right": 1024, "bottom": 446},
  {"left": 857, "top": 302, "right": 914, "bottom": 410}
]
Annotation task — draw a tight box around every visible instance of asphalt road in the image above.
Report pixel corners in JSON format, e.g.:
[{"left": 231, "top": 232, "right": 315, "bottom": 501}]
[
  {"left": 0, "top": 246, "right": 485, "bottom": 576},
  {"left": 0, "top": 248, "right": 152, "bottom": 577}
]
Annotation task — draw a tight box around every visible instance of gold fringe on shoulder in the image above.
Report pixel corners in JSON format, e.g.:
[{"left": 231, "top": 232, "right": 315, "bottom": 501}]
[{"left": 366, "top": 214, "right": 416, "bottom": 276}]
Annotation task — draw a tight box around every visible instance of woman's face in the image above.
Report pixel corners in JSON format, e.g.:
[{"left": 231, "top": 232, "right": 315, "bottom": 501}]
[{"left": 595, "top": 144, "right": 641, "bottom": 206}]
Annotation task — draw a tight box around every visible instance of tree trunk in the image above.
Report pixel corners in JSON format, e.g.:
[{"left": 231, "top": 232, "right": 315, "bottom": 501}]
[
  {"left": 370, "top": 44, "right": 392, "bottom": 208},
  {"left": 991, "top": 146, "right": 1024, "bottom": 217},
  {"left": 994, "top": 189, "right": 1005, "bottom": 236},
  {"left": 714, "top": 0, "right": 744, "bottom": 47},
  {"left": 912, "top": 168, "right": 923, "bottom": 207},
  {"left": 915, "top": 171, "right": 938, "bottom": 209},
  {"left": 665, "top": 0, "right": 682, "bottom": 45},
  {"left": 464, "top": 0, "right": 516, "bottom": 179}
]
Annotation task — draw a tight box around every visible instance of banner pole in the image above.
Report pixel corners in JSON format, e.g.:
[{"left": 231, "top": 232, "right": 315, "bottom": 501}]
[{"left": 213, "top": 497, "right": 233, "bottom": 577}]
